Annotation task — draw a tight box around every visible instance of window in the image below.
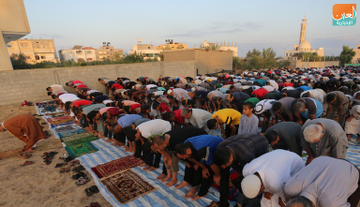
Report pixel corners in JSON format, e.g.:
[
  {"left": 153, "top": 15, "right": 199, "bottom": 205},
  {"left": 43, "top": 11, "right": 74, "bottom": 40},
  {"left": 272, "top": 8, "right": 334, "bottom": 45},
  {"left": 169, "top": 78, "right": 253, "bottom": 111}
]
[
  {"left": 35, "top": 55, "right": 40, "bottom": 60},
  {"left": 76, "top": 50, "right": 82, "bottom": 54},
  {"left": 155, "top": 53, "right": 159, "bottom": 57},
  {"left": 147, "top": 53, "right": 154, "bottom": 57},
  {"left": 41, "top": 56, "right": 46, "bottom": 59},
  {"left": 25, "top": 56, "right": 31, "bottom": 59},
  {"left": 7, "top": 44, "right": 12, "bottom": 48},
  {"left": 148, "top": 47, "right": 150, "bottom": 50}
]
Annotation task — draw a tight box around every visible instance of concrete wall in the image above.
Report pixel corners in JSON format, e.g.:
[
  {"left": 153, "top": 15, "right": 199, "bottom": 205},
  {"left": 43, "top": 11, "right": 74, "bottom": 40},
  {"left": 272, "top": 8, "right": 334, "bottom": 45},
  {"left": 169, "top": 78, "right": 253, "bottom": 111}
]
[
  {"left": 290, "top": 60, "right": 339, "bottom": 68},
  {"left": 0, "top": 61, "right": 196, "bottom": 106},
  {"left": 163, "top": 49, "right": 232, "bottom": 75}
]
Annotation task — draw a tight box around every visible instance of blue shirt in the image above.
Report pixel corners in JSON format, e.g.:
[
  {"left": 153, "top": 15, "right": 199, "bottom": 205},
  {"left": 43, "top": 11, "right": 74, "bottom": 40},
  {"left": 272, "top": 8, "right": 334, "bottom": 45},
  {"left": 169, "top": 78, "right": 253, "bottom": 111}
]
[
  {"left": 300, "top": 98, "right": 323, "bottom": 119},
  {"left": 185, "top": 135, "right": 224, "bottom": 165},
  {"left": 296, "top": 85, "right": 312, "bottom": 92},
  {"left": 117, "top": 114, "right": 142, "bottom": 128}
]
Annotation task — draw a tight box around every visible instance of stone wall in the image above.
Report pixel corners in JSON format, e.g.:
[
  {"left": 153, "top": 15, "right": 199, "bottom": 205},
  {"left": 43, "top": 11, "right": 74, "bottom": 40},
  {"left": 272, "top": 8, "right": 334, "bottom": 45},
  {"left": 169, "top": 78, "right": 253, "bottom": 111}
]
[{"left": 0, "top": 61, "right": 196, "bottom": 106}]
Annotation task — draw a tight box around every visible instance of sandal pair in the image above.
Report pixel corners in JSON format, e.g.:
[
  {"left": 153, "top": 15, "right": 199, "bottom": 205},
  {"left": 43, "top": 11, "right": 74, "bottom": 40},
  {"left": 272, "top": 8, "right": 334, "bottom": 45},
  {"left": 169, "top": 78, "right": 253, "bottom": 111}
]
[
  {"left": 75, "top": 176, "right": 90, "bottom": 186},
  {"left": 86, "top": 202, "right": 101, "bottom": 207},
  {"left": 72, "top": 172, "right": 86, "bottom": 180},
  {"left": 72, "top": 165, "right": 85, "bottom": 172},
  {"left": 60, "top": 168, "right": 70, "bottom": 173},
  {"left": 85, "top": 185, "right": 99, "bottom": 197}
]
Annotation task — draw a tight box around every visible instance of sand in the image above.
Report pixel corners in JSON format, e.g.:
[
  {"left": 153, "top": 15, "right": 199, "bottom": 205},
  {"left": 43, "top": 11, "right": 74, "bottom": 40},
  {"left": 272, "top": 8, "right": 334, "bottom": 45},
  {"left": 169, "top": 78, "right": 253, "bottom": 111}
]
[{"left": 0, "top": 104, "right": 111, "bottom": 207}]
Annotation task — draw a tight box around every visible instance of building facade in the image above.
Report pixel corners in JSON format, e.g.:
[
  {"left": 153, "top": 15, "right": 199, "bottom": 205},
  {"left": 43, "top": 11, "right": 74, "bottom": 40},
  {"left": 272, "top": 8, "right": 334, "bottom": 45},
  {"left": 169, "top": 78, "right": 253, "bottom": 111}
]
[
  {"left": 155, "top": 42, "right": 188, "bottom": 51},
  {"left": 0, "top": 0, "right": 31, "bottom": 70},
  {"left": 284, "top": 15, "right": 324, "bottom": 60},
  {"left": 59, "top": 45, "right": 97, "bottom": 62},
  {"left": 95, "top": 43, "right": 124, "bottom": 61},
  {"left": 201, "top": 40, "right": 238, "bottom": 57},
  {"left": 351, "top": 44, "right": 360, "bottom": 64},
  {"left": 7, "top": 39, "right": 58, "bottom": 63},
  {"left": 129, "top": 38, "right": 160, "bottom": 60}
]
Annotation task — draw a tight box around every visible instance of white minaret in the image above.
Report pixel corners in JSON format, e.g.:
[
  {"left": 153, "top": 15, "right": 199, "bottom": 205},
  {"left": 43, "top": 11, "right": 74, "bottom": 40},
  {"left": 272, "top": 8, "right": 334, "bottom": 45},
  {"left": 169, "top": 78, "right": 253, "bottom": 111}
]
[
  {"left": 138, "top": 38, "right": 141, "bottom": 45},
  {"left": 299, "top": 14, "right": 307, "bottom": 44}
]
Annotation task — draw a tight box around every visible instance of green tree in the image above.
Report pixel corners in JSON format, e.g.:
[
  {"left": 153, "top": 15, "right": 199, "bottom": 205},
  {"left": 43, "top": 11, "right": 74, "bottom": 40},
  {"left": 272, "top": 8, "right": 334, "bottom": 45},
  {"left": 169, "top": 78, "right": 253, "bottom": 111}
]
[
  {"left": 122, "top": 52, "right": 145, "bottom": 64},
  {"left": 10, "top": 54, "right": 31, "bottom": 69},
  {"left": 339, "top": 45, "right": 356, "bottom": 66},
  {"left": 112, "top": 52, "right": 123, "bottom": 62}
]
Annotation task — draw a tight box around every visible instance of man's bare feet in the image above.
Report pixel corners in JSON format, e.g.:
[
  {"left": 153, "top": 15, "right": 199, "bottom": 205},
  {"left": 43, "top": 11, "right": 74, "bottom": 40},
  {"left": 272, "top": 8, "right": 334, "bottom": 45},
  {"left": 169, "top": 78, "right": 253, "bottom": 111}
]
[
  {"left": 175, "top": 181, "right": 189, "bottom": 189},
  {"left": 161, "top": 175, "right": 171, "bottom": 183},
  {"left": 184, "top": 188, "right": 197, "bottom": 198},
  {"left": 143, "top": 165, "right": 150, "bottom": 170},
  {"left": 166, "top": 179, "right": 178, "bottom": 186},
  {"left": 139, "top": 163, "right": 147, "bottom": 167},
  {"left": 191, "top": 194, "right": 204, "bottom": 200},
  {"left": 125, "top": 148, "right": 133, "bottom": 152},
  {"left": 116, "top": 142, "right": 125, "bottom": 147},
  {"left": 146, "top": 166, "right": 156, "bottom": 171},
  {"left": 111, "top": 140, "right": 119, "bottom": 145},
  {"left": 156, "top": 174, "right": 166, "bottom": 180}
]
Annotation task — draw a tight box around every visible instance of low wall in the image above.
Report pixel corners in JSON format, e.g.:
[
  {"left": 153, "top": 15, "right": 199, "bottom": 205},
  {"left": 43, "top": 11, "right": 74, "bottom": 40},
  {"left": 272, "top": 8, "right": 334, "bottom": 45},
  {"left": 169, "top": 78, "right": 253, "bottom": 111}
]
[
  {"left": 0, "top": 61, "right": 196, "bottom": 106},
  {"left": 290, "top": 60, "right": 339, "bottom": 68}
]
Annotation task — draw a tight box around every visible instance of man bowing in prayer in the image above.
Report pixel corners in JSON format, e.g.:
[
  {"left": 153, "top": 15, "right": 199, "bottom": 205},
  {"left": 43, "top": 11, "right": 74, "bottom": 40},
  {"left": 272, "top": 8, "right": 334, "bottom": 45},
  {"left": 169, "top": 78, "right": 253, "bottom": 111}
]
[{"left": 0, "top": 114, "right": 48, "bottom": 158}]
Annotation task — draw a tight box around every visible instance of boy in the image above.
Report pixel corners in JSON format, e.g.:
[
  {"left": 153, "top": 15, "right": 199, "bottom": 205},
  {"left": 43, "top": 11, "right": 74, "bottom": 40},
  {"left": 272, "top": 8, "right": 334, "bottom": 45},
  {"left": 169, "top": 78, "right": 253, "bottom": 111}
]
[{"left": 238, "top": 102, "right": 259, "bottom": 134}]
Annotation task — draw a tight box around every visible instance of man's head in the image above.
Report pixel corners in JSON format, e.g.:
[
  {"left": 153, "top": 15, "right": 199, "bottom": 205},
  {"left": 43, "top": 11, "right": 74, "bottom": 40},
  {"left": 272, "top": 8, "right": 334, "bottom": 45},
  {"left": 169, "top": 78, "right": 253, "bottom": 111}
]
[
  {"left": 294, "top": 100, "right": 305, "bottom": 113},
  {"left": 152, "top": 135, "right": 169, "bottom": 151},
  {"left": 207, "top": 119, "right": 218, "bottom": 130},
  {"left": 272, "top": 102, "right": 283, "bottom": 114},
  {"left": 46, "top": 87, "right": 52, "bottom": 91},
  {"left": 241, "top": 173, "right": 264, "bottom": 199},
  {"left": 162, "top": 112, "right": 175, "bottom": 122},
  {"left": 286, "top": 196, "right": 313, "bottom": 207},
  {"left": 264, "top": 130, "right": 280, "bottom": 146},
  {"left": 167, "top": 90, "right": 174, "bottom": 96},
  {"left": 0, "top": 124, "right": 5, "bottom": 132},
  {"left": 152, "top": 101, "right": 161, "bottom": 111},
  {"left": 181, "top": 108, "right": 192, "bottom": 119},
  {"left": 326, "top": 93, "right": 336, "bottom": 104},
  {"left": 242, "top": 102, "right": 254, "bottom": 116},
  {"left": 214, "top": 148, "right": 233, "bottom": 169},
  {"left": 188, "top": 91, "right": 195, "bottom": 98},
  {"left": 226, "top": 94, "right": 234, "bottom": 102},
  {"left": 174, "top": 142, "right": 192, "bottom": 159},
  {"left": 303, "top": 124, "right": 323, "bottom": 143}
]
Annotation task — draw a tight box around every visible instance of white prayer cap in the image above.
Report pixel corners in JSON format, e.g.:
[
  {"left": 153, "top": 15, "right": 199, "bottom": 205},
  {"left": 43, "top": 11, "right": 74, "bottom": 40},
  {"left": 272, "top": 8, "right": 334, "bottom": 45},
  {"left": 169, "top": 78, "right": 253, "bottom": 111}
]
[
  {"left": 356, "top": 106, "right": 360, "bottom": 114},
  {"left": 167, "top": 90, "right": 173, "bottom": 95},
  {"left": 191, "top": 87, "right": 196, "bottom": 92},
  {"left": 303, "top": 124, "right": 323, "bottom": 143},
  {"left": 241, "top": 174, "right": 261, "bottom": 199},
  {"left": 103, "top": 100, "right": 113, "bottom": 105}
]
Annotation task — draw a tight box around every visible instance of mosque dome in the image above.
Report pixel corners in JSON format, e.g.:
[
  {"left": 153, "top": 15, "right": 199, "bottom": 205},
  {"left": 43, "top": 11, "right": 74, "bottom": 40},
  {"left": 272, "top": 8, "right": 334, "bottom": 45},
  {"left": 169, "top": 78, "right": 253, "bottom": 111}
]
[{"left": 298, "top": 40, "right": 311, "bottom": 51}]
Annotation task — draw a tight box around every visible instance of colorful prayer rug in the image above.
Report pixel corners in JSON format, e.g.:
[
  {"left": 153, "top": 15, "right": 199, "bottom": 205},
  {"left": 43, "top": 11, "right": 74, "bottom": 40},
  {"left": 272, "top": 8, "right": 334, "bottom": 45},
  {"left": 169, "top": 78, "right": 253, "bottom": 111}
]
[
  {"left": 61, "top": 132, "right": 96, "bottom": 143},
  {"left": 65, "top": 142, "right": 99, "bottom": 157},
  {"left": 91, "top": 156, "right": 143, "bottom": 179},
  {"left": 58, "top": 128, "right": 86, "bottom": 138},
  {"left": 64, "top": 136, "right": 98, "bottom": 146},
  {"left": 101, "top": 170, "right": 156, "bottom": 204},
  {"left": 211, "top": 169, "right": 239, "bottom": 201},
  {"left": 54, "top": 125, "right": 77, "bottom": 133},
  {"left": 50, "top": 119, "right": 73, "bottom": 125}
]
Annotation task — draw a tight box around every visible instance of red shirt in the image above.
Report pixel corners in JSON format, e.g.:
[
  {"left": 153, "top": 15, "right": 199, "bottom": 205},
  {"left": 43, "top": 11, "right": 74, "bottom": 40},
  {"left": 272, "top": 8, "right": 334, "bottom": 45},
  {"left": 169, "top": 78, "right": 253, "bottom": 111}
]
[
  {"left": 73, "top": 100, "right": 92, "bottom": 108},
  {"left": 130, "top": 103, "right": 142, "bottom": 111},
  {"left": 278, "top": 82, "right": 294, "bottom": 88},
  {"left": 159, "top": 102, "right": 171, "bottom": 113},
  {"left": 173, "top": 109, "right": 184, "bottom": 124},
  {"left": 77, "top": 84, "right": 88, "bottom": 88},
  {"left": 251, "top": 88, "right": 269, "bottom": 100},
  {"left": 112, "top": 83, "right": 124, "bottom": 90},
  {"left": 72, "top": 80, "right": 83, "bottom": 84},
  {"left": 107, "top": 107, "right": 120, "bottom": 117}
]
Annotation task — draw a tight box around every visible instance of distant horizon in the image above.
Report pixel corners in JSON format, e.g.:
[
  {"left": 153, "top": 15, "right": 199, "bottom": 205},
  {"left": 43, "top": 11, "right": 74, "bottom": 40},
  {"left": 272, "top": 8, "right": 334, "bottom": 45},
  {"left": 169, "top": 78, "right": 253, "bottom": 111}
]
[{"left": 23, "top": 0, "right": 359, "bottom": 58}]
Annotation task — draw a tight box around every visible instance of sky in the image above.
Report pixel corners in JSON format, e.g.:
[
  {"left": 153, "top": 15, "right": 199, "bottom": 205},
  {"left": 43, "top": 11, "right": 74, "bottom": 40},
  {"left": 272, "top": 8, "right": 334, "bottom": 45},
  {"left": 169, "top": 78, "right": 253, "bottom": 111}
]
[{"left": 23, "top": 0, "right": 359, "bottom": 58}]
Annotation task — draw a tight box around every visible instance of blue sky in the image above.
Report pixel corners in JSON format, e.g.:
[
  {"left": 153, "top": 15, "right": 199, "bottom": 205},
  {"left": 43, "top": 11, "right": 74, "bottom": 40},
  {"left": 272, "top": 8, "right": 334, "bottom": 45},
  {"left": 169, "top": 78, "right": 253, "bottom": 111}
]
[{"left": 23, "top": 0, "right": 359, "bottom": 58}]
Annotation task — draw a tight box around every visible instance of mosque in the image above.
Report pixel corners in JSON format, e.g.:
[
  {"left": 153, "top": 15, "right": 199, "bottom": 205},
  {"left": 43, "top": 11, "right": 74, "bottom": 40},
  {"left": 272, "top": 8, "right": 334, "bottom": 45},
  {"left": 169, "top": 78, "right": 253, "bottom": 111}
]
[{"left": 284, "top": 15, "right": 324, "bottom": 60}]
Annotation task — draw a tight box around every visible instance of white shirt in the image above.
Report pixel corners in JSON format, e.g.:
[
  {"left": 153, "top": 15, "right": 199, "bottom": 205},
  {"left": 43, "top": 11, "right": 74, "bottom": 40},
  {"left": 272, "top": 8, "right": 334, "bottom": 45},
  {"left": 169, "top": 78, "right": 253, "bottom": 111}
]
[
  {"left": 50, "top": 84, "right": 64, "bottom": 90},
  {"left": 172, "top": 88, "right": 191, "bottom": 101},
  {"left": 59, "top": 93, "right": 79, "bottom": 103},
  {"left": 300, "top": 90, "right": 324, "bottom": 103},
  {"left": 136, "top": 119, "right": 171, "bottom": 138},
  {"left": 243, "top": 150, "right": 305, "bottom": 207},
  {"left": 262, "top": 85, "right": 275, "bottom": 92},
  {"left": 186, "top": 109, "right": 213, "bottom": 130}
]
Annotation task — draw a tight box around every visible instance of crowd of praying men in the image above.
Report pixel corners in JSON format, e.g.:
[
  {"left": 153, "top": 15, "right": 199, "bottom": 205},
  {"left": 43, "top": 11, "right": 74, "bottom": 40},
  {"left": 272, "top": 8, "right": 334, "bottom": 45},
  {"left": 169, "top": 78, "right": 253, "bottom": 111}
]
[{"left": 46, "top": 66, "right": 360, "bottom": 207}]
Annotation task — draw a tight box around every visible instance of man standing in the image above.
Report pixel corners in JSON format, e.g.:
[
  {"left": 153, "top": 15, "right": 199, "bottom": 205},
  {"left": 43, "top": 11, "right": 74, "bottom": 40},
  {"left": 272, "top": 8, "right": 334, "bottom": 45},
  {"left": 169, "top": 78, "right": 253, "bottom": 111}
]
[
  {"left": 284, "top": 156, "right": 360, "bottom": 207},
  {"left": 301, "top": 118, "right": 348, "bottom": 164}
]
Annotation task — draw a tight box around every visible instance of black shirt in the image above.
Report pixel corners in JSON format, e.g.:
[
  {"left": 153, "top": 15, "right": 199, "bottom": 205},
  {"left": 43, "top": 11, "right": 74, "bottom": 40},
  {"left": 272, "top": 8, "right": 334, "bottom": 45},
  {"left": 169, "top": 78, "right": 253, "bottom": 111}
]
[{"left": 166, "top": 127, "right": 207, "bottom": 152}]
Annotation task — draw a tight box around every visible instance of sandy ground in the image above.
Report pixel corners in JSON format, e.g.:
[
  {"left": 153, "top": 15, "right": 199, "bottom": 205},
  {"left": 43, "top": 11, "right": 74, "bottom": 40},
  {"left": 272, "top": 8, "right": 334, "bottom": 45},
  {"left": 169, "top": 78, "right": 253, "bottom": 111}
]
[{"left": 0, "top": 104, "right": 111, "bottom": 207}]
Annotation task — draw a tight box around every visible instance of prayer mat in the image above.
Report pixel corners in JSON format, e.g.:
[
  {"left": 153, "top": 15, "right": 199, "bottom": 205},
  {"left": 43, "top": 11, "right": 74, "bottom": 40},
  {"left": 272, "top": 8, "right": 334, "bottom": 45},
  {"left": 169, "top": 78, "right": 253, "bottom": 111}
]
[
  {"left": 54, "top": 125, "right": 77, "bottom": 133},
  {"left": 51, "top": 122, "right": 74, "bottom": 128},
  {"left": 58, "top": 128, "right": 86, "bottom": 138},
  {"left": 65, "top": 142, "right": 98, "bottom": 157},
  {"left": 51, "top": 113, "right": 67, "bottom": 118},
  {"left": 207, "top": 201, "right": 220, "bottom": 207},
  {"left": 91, "top": 156, "right": 143, "bottom": 179},
  {"left": 101, "top": 170, "right": 156, "bottom": 204},
  {"left": 49, "top": 116, "right": 71, "bottom": 121},
  {"left": 61, "top": 132, "right": 96, "bottom": 143},
  {"left": 211, "top": 168, "right": 239, "bottom": 201},
  {"left": 50, "top": 119, "right": 73, "bottom": 125},
  {"left": 64, "top": 136, "right": 98, "bottom": 146}
]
